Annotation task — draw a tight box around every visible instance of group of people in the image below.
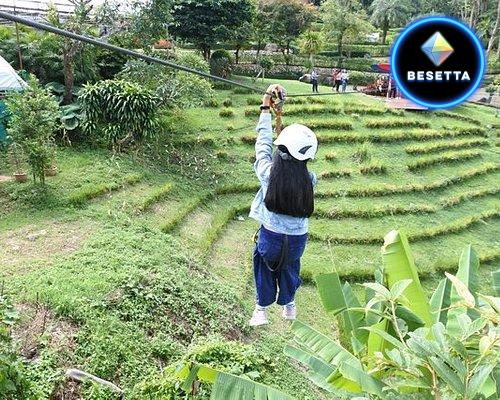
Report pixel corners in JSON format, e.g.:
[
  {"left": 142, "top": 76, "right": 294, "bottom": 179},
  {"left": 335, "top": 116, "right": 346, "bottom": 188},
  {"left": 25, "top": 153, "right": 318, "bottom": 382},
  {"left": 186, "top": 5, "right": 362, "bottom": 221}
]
[{"left": 310, "top": 68, "right": 349, "bottom": 93}]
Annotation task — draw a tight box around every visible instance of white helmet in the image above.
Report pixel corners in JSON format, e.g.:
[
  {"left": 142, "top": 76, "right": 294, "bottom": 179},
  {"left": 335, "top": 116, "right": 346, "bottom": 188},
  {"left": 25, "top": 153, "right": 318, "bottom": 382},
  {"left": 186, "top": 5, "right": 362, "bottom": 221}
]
[{"left": 274, "top": 124, "right": 318, "bottom": 161}]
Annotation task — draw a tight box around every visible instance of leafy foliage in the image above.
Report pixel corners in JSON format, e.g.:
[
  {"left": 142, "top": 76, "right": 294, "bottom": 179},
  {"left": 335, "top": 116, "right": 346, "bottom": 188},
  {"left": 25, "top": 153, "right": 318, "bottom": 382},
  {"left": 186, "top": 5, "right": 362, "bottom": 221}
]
[
  {"left": 80, "top": 79, "right": 160, "bottom": 150},
  {"left": 5, "top": 77, "right": 60, "bottom": 184},
  {"left": 286, "top": 236, "right": 500, "bottom": 398}
]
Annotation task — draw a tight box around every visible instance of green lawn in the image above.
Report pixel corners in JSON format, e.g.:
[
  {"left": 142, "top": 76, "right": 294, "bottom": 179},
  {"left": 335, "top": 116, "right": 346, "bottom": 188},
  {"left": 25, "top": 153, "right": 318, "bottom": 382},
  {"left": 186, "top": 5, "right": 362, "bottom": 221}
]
[{"left": 0, "top": 77, "right": 498, "bottom": 398}]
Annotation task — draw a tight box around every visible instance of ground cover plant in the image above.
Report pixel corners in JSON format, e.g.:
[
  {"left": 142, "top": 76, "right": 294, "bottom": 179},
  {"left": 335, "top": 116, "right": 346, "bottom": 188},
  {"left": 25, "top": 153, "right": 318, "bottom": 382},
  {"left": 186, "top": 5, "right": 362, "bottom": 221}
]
[{"left": 0, "top": 77, "right": 499, "bottom": 399}]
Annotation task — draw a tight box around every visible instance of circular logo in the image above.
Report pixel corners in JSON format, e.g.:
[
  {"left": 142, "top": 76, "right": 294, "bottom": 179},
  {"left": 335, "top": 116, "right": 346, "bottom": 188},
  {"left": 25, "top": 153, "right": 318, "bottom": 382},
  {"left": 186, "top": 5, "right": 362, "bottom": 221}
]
[{"left": 391, "top": 16, "right": 485, "bottom": 109}]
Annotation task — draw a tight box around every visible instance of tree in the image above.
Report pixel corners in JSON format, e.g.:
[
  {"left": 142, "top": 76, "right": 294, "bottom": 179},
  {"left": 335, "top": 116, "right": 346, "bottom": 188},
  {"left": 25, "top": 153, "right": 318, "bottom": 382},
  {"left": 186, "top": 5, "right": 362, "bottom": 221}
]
[
  {"left": 321, "top": 0, "right": 372, "bottom": 56},
  {"left": 486, "top": 0, "right": 500, "bottom": 56},
  {"left": 46, "top": 1, "right": 94, "bottom": 104},
  {"left": 227, "top": 20, "right": 254, "bottom": 64},
  {"left": 298, "top": 30, "right": 323, "bottom": 67},
  {"left": 263, "top": 0, "right": 317, "bottom": 58},
  {"left": 129, "top": 0, "right": 173, "bottom": 47},
  {"left": 170, "top": 0, "right": 254, "bottom": 60},
  {"left": 370, "top": 0, "right": 412, "bottom": 44},
  {"left": 252, "top": 4, "right": 271, "bottom": 60}
]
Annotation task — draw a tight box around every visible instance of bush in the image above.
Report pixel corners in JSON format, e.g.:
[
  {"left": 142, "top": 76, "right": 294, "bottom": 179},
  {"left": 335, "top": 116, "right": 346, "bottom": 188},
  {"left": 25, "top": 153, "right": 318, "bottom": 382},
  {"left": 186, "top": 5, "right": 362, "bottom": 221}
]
[
  {"left": 120, "top": 53, "right": 214, "bottom": 109},
  {"left": 210, "top": 49, "right": 234, "bottom": 77},
  {"left": 80, "top": 80, "right": 160, "bottom": 150},
  {"left": 222, "top": 98, "right": 232, "bottom": 107},
  {"left": 319, "top": 169, "right": 352, "bottom": 179},
  {"left": 5, "top": 77, "right": 60, "bottom": 184},
  {"left": 219, "top": 109, "right": 234, "bottom": 118},
  {"left": 360, "top": 160, "right": 387, "bottom": 174},
  {"left": 352, "top": 142, "right": 372, "bottom": 163},
  {"left": 204, "top": 98, "right": 219, "bottom": 108},
  {"left": 0, "top": 295, "right": 32, "bottom": 399}
]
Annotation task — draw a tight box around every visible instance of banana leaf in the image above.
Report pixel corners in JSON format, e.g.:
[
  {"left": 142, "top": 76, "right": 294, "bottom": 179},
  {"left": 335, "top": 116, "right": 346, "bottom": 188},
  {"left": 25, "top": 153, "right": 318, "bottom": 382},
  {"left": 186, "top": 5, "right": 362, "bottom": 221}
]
[
  {"left": 430, "top": 278, "right": 452, "bottom": 325},
  {"left": 289, "top": 320, "right": 360, "bottom": 368},
  {"left": 447, "top": 245, "right": 479, "bottom": 337},
  {"left": 180, "top": 363, "right": 293, "bottom": 400},
  {"left": 381, "top": 230, "right": 432, "bottom": 328},
  {"left": 316, "top": 273, "right": 368, "bottom": 345}
]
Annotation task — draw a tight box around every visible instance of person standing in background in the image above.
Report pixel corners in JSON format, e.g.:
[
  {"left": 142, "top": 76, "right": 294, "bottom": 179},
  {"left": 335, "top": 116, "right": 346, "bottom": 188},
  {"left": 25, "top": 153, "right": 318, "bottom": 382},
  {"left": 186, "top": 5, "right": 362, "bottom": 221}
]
[
  {"left": 334, "top": 68, "right": 342, "bottom": 92},
  {"left": 341, "top": 69, "right": 349, "bottom": 93},
  {"left": 311, "top": 69, "right": 319, "bottom": 93}
]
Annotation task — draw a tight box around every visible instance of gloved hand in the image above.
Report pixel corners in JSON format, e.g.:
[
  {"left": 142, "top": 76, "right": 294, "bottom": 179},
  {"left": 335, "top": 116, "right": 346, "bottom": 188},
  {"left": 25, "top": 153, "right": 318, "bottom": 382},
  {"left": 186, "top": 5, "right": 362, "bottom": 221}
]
[{"left": 263, "top": 84, "right": 286, "bottom": 112}]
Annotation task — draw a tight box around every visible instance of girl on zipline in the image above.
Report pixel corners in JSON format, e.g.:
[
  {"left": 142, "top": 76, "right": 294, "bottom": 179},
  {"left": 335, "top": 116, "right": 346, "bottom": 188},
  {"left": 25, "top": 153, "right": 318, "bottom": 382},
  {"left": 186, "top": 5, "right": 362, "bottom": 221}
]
[{"left": 249, "top": 84, "right": 318, "bottom": 327}]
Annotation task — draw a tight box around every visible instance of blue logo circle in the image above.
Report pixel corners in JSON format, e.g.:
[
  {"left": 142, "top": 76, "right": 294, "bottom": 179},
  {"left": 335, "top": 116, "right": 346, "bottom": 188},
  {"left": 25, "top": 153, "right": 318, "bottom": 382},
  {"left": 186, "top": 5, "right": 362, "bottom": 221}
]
[{"left": 390, "top": 16, "right": 485, "bottom": 109}]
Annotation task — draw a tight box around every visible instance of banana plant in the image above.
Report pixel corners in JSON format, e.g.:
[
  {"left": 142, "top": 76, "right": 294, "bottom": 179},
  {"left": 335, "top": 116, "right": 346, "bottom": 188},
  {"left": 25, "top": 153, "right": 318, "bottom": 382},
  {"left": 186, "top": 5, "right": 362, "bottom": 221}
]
[
  {"left": 285, "top": 232, "right": 499, "bottom": 399},
  {"left": 177, "top": 362, "right": 293, "bottom": 399}
]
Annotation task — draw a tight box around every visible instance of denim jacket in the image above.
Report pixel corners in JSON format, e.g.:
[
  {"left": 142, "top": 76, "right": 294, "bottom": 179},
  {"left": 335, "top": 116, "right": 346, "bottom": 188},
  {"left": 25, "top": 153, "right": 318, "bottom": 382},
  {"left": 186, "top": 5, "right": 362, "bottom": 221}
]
[{"left": 249, "top": 113, "right": 317, "bottom": 235}]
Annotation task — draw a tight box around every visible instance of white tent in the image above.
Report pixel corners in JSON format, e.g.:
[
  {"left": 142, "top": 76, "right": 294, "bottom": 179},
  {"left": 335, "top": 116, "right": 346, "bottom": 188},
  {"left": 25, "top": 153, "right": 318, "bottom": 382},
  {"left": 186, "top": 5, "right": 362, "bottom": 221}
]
[{"left": 0, "top": 55, "right": 26, "bottom": 91}]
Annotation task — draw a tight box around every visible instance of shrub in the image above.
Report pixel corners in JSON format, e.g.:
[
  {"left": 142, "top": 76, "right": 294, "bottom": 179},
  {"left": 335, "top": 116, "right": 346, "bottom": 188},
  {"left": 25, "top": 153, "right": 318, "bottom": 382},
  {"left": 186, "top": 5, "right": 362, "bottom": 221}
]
[
  {"left": 222, "top": 98, "right": 232, "bottom": 107},
  {"left": 352, "top": 142, "right": 372, "bottom": 163},
  {"left": 296, "top": 119, "right": 353, "bottom": 131},
  {"left": 120, "top": 55, "right": 214, "bottom": 109},
  {"left": 407, "top": 150, "right": 482, "bottom": 171},
  {"left": 5, "top": 77, "right": 60, "bottom": 184},
  {"left": 216, "top": 150, "right": 229, "bottom": 160},
  {"left": 246, "top": 97, "right": 261, "bottom": 106},
  {"left": 324, "top": 151, "right": 337, "bottom": 161},
  {"left": 204, "top": 98, "right": 219, "bottom": 108},
  {"left": 219, "top": 108, "right": 234, "bottom": 118},
  {"left": 319, "top": 169, "right": 352, "bottom": 179},
  {"left": 360, "top": 160, "right": 387, "bottom": 174},
  {"left": 0, "top": 294, "right": 31, "bottom": 398},
  {"left": 210, "top": 49, "right": 233, "bottom": 77},
  {"left": 80, "top": 80, "right": 160, "bottom": 150}
]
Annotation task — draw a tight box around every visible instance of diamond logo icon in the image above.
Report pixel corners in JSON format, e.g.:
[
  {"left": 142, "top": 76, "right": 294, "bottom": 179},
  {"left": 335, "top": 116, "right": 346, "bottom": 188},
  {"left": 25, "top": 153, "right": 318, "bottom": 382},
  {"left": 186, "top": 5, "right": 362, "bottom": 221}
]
[{"left": 421, "top": 32, "right": 454, "bottom": 66}]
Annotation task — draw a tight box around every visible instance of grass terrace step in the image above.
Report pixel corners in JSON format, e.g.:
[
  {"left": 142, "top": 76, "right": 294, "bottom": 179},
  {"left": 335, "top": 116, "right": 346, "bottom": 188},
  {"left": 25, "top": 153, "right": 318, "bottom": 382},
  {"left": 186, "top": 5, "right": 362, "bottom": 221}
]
[
  {"left": 406, "top": 149, "right": 483, "bottom": 171},
  {"left": 314, "top": 186, "right": 500, "bottom": 219},
  {"left": 433, "top": 110, "right": 482, "bottom": 125},
  {"left": 160, "top": 192, "right": 214, "bottom": 232},
  {"left": 67, "top": 173, "right": 142, "bottom": 207},
  {"left": 319, "top": 169, "right": 353, "bottom": 179},
  {"left": 365, "top": 118, "right": 431, "bottom": 129},
  {"left": 136, "top": 183, "right": 174, "bottom": 212},
  {"left": 343, "top": 106, "right": 403, "bottom": 116},
  {"left": 238, "top": 127, "right": 487, "bottom": 145},
  {"left": 244, "top": 105, "right": 341, "bottom": 117},
  {"left": 405, "top": 138, "right": 490, "bottom": 155},
  {"left": 309, "top": 207, "right": 499, "bottom": 245},
  {"left": 246, "top": 97, "right": 327, "bottom": 106},
  {"left": 316, "top": 163, "right": 499, "bottom": 198}
]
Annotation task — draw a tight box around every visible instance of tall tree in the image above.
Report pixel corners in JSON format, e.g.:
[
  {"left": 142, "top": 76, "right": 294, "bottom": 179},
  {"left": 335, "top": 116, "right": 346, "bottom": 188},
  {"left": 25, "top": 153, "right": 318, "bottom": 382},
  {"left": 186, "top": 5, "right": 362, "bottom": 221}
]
[
  {"left": 252, "top": 3, "right": 271, "bottom": 60},
  {"left": 321, "top": 0, "right": 372, "bottom": 56},
  {"left": 263, "top": 0, "right": 317, "bottom": 58},
  {"left": 170, "top": 0, "right": 254, "bottom": 60},
  {"left": 299, "top": 30, "right": 324, "bottom": 67},
  {"left": 369, "top": 0, "right": 412, "bottom": 44},
  {"left": 130, "top": 0, "right": 173, "bottom": 47}
]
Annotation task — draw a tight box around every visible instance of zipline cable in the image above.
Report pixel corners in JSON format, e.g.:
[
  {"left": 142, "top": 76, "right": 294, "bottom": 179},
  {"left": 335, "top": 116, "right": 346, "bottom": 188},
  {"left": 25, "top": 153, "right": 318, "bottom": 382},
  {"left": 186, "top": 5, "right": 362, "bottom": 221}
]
[{"left": 0, "top": 11, "right": 359, "bottom": 98}]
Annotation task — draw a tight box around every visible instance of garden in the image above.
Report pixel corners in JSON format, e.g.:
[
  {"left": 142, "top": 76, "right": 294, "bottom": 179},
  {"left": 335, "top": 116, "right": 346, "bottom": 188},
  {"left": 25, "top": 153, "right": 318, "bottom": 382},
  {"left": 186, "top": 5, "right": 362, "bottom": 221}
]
[{"left": 0, "top": 0, "right": 499, "bottom": 399}]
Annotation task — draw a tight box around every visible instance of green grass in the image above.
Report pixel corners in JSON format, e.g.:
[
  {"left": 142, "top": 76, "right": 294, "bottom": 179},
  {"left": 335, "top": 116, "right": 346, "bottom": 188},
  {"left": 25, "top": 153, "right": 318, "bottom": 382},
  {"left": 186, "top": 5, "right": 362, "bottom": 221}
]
[{"left": 1, "top": 76, "right": 498, "bottom": 399}]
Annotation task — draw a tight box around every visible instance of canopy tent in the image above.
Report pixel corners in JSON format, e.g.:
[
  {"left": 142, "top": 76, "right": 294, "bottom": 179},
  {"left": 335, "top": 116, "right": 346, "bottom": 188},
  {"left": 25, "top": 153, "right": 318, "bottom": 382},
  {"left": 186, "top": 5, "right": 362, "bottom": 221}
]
[
  {"left": 0, "top": 55, "right": 26, "bottom": 92},
  {"left": 370, "top": 63, "right": 390, "bottom": 73},
  {"left": 0, "top": 55, "right": 26, "bottom": 141}
]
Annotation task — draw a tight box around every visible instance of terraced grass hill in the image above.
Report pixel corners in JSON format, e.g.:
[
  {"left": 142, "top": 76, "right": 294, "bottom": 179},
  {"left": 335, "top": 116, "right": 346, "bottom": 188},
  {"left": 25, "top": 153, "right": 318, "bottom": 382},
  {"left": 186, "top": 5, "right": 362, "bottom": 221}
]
[{"left": 0, "top": 78, "right": 498, "bottom": 398}]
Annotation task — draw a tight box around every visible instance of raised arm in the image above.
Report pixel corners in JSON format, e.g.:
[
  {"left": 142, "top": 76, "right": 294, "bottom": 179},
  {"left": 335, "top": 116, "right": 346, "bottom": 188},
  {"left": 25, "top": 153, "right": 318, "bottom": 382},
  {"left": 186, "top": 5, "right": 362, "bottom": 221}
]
[{"left": 254, "top": 84, "right": 284, "bottom": 184}]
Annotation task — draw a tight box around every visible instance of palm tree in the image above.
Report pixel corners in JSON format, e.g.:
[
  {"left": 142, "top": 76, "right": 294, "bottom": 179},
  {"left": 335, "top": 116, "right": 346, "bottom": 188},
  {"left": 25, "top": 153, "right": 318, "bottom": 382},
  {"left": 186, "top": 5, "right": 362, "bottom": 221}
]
[
  {"left": 369, "top": 0, "right": 412, "bottom": 44},
  {"left": 299, "top": 30, "right": 324, "bottom": 67}
]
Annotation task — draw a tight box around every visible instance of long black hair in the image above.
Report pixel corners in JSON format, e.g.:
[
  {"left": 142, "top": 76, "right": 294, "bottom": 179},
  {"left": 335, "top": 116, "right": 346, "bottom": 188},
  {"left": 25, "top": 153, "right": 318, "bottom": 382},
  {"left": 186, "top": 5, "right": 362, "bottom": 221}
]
[{"left": 264, "top": 145, "right": 314, "bottom": 218}]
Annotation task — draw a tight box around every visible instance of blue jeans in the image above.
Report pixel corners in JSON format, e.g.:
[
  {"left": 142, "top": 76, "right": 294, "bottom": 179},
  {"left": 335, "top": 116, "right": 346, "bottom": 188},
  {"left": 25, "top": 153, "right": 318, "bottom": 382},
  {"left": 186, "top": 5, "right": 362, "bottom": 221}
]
[{"left": 253, "top": 226, "right": 308, "bottom": 307}]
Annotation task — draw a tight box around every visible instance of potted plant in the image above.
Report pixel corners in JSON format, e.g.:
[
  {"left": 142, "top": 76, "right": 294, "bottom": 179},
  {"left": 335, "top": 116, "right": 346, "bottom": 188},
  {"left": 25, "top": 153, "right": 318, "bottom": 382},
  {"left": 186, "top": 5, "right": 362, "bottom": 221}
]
[
  {"left": 44, "top": 140, "right": 58, "bottom": 177},
  {"left": 9, "top": 142, "right": 27, "bottom": 183}
]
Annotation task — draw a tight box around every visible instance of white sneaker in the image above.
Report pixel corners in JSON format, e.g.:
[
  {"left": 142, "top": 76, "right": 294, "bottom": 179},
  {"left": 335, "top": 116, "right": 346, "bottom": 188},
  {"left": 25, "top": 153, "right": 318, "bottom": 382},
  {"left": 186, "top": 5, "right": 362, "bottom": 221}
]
[
  {"left": 249, "top": 307, "right": 269, "bottom": 327},
  {"left": 282, "top": 303, "right": 297, "bottom": 320}
]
